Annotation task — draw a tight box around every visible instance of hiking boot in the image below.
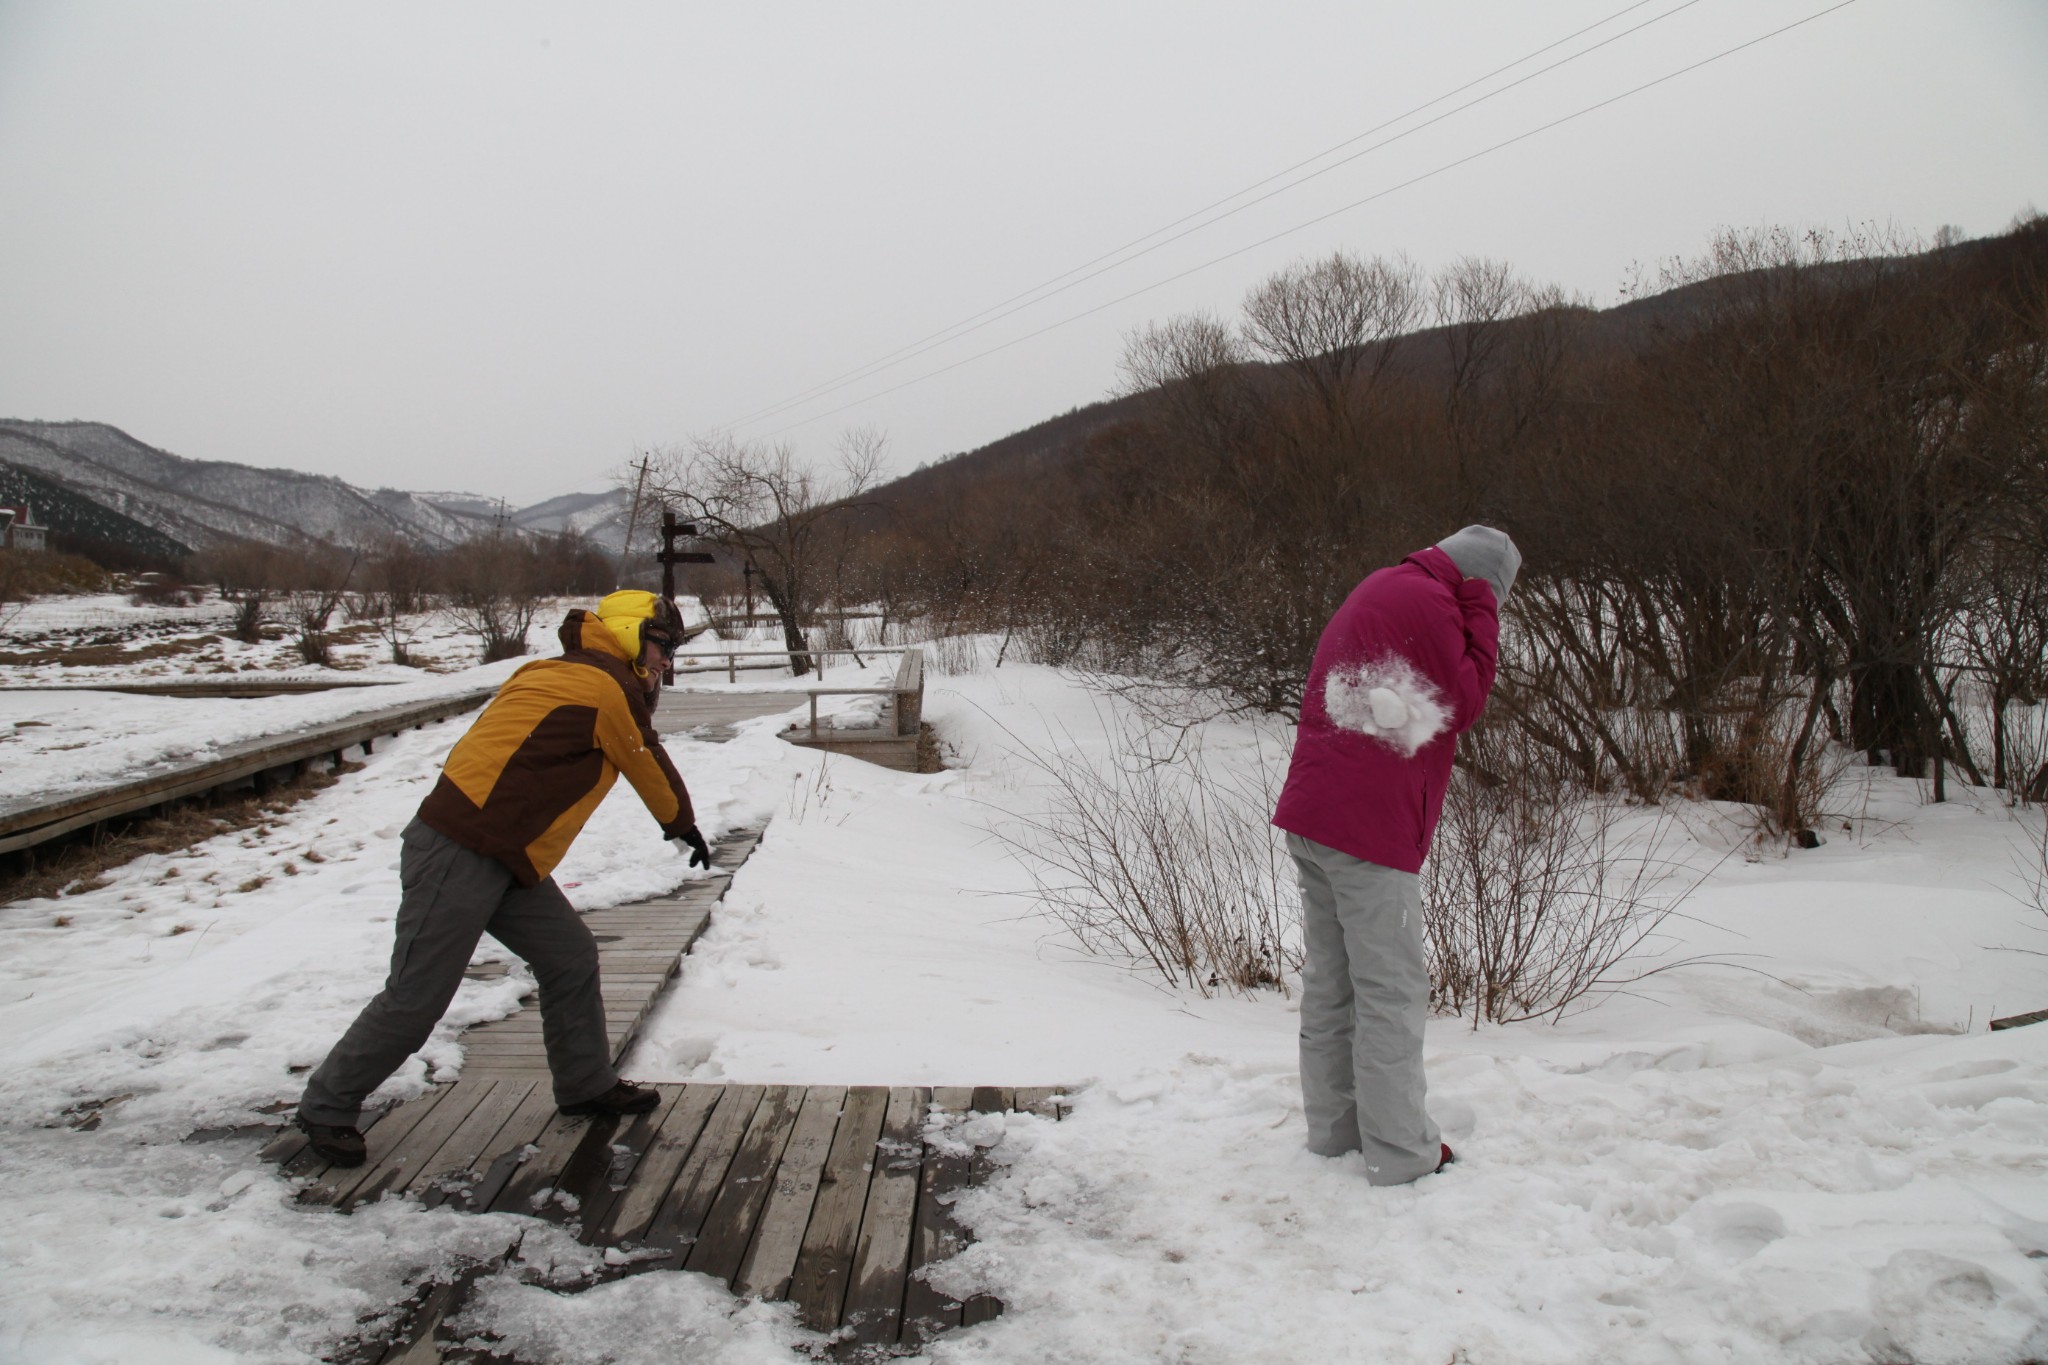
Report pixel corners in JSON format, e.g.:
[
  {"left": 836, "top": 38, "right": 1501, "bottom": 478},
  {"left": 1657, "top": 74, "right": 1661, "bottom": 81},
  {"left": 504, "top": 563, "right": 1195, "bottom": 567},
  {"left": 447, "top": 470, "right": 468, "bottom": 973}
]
[
  {"left": 558, "top": 1080, "right": 661, "bottom": 1117},
  {"left": 295, "top": 1115, "right": 366, "bottom": 1167}
]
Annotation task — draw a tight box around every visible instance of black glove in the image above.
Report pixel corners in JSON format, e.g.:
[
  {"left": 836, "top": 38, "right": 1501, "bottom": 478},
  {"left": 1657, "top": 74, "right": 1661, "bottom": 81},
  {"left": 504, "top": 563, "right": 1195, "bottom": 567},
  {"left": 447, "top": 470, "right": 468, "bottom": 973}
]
[{"left": 670, "top": 826, "right": 711, "bottom": 869}]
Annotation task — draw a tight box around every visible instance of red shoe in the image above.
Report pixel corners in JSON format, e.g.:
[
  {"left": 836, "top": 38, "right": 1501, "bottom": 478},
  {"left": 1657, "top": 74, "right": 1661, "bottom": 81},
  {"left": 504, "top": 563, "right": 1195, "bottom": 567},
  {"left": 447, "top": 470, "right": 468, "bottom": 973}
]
[{"left": 1435, "top": 1143, "right": 1456, "bottom": 1173}]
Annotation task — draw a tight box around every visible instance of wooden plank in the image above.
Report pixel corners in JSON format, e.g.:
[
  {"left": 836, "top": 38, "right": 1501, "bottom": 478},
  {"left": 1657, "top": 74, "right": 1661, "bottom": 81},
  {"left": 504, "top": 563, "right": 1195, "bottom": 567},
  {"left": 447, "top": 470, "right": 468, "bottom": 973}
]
[
  {"left": 485, "top": 1111, "right": 608, "bottom": 1218},
  {"left": 569, "top": 1085, "right": 690, "bottom": 1239},
  {"left": 262, "top": 1126, "right": 310, "bottom": 1166},
  {"left": 415, "top": 1078, "right": 541, "bottom": 1209},
  {"left": 537, "top": 1113, "right": 641, "bottom": 1228},
  {"left": 969, "top": 1086, "right": 1012, "bottom": 1115},
  {"left": 904, "top": 1097, "right": 974, "bottom": 1348},
  {"left": 840, "top": 1087, "right": 929, "bottom": 1349},
  {"left": 733, "top": 1086, "right": 847, "bottom": 1301},
  {"left": 465, "top": 1087, "right": 584, "bottom": 1212},
  {"left": 961, "top": 1109, "right": 1006, "bottom": 1328},
  {"left": 589, "top": 1084, "right": 724, "bottom": 1246},
  {"left": 638, "top": 1084, "right": 766, "bottom": 1262},
  {"left": 1013, "top": 1087, "right": 1071, "bottom": 1121},
  {"left": 685, "top": 1086, "right": 807, "bottom": 1285},
  {"left": 337, "top": 1079, "right": 499, "bottom": 1209},
  {"left": 789, "top": 1086, "right": 891, "bottom": 1333}
]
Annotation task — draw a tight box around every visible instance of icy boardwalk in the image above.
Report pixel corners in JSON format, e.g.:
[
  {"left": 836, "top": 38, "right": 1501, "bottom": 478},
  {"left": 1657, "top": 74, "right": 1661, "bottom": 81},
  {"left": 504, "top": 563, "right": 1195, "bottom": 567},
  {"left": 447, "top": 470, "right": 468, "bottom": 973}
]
[
  {"left": 275, "top": 1081, "right": 1061, "bottom": 1355},
  {"left": 258, "top": 825, "right": 1060, "bottom": 1354}
]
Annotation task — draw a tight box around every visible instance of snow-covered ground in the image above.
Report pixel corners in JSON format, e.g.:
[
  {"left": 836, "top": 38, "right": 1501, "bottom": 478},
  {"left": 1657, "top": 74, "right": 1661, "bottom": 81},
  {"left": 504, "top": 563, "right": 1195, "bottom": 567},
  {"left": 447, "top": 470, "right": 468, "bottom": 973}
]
[
  {"left": 0, "top": 620, "right": 2044, "bottom": 1364},
  {"left": 0, "top": 592, "right": 501, "bottom": 685}
]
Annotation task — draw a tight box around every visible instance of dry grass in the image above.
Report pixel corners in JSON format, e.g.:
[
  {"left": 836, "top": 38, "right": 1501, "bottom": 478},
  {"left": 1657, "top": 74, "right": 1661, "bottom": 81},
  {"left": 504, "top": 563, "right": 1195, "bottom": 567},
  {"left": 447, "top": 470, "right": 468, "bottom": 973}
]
[
  {"left": 0, "top": 760, "right": 363, "bottom": 906},
  {"left": 0, "top": 635, "right": 222, "bottom": 667},
  {"left": 990, "top": 704, "right": 1298, "bottom": 998}
]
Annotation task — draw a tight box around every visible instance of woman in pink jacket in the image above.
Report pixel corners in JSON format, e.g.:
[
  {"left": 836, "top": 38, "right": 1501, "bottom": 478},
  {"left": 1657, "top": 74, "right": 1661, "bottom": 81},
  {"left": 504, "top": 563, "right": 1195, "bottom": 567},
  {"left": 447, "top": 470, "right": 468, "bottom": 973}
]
[{"left": 1272, "top": 525, "right": 1518, "bottom": 1184}]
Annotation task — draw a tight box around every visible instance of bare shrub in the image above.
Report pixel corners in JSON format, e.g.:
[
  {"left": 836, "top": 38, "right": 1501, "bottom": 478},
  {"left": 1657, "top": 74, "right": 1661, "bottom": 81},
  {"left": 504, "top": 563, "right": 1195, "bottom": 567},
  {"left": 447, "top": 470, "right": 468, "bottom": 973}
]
[
  {"left": 356, "top": 537, "right": 442, "bottom": 665},
  {"left": 443, "top": 532, "right": 541, "bottom": 662},
  {"left": 1424, "top": 719, "right": 1704, "bottom": 1024},
  {"left": 2002, "top": 702, "right": 2048, "bottom": 808},
  {"left": 0, "top": 549, "right": 108, "bottom": 605},
  {"left": 126, "top": 572, "right": 201, "bottom": 607},
  {"left": 991, "top": 706, "right": 1297, "bottom": 998},
  {"left": 284, "top": 550, "right": 357, "bottom": 667},
  {"left": 189, "top": 541, "right": 296, "bottom": 643}
]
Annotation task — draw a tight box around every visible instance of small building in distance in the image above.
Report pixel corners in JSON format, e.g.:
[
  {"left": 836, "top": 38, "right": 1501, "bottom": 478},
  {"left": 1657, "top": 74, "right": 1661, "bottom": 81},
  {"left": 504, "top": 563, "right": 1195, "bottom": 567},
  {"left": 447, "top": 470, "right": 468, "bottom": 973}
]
[{"left": 0, "top": 504, "right": 48, "bottom": 552}]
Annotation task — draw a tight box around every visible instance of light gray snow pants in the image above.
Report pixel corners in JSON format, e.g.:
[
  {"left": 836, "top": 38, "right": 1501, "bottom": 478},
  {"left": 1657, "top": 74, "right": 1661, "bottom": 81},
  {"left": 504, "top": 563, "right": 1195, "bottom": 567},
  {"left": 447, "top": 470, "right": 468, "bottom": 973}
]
[
  {"left": 298, "top": 818, "right": 617, "bottom": 1126},
  {"left": 1289, "top": 832, "right": 1441, "bottom": 1185}
]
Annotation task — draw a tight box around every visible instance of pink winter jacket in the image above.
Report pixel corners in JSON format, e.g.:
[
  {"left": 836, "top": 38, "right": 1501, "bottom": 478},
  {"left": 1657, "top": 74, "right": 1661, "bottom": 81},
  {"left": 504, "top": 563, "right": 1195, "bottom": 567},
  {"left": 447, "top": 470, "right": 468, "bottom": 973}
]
[{"left": 1271, "top": 546, "right": 1500, "bottom": 873}]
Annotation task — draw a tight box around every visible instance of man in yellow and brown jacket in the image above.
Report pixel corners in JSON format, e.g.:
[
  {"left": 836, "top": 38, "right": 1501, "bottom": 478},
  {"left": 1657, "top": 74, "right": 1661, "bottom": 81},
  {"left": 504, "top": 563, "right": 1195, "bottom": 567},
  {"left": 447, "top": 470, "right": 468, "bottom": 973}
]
[{"left": 295, "top": 591, "right": 709, "bottom": 1166}]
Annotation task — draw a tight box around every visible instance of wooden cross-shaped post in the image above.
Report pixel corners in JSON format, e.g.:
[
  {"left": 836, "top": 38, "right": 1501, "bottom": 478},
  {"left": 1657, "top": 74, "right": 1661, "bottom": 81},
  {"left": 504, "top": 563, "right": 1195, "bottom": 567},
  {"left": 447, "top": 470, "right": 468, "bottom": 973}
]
[{"left": 657, "top": 510, "right": 716, "bottom": 684}]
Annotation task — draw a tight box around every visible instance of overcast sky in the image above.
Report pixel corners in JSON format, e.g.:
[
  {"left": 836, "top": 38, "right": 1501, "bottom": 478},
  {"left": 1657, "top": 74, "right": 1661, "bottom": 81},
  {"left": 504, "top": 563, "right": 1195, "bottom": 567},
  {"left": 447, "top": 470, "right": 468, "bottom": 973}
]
[{"left": 1, "top": 1, "right": 2042, "bottom": 506}]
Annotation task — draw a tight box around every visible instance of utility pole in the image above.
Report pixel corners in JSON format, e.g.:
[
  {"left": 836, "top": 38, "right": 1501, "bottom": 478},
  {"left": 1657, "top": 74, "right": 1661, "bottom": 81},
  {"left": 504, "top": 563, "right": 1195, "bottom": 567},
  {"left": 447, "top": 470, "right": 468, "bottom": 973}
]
[
  {"left": 742, "top": 561, "right": 756, "bottom": 626},
  {"left": 618, "top": 456, "right": 652, "bottom": 587}
]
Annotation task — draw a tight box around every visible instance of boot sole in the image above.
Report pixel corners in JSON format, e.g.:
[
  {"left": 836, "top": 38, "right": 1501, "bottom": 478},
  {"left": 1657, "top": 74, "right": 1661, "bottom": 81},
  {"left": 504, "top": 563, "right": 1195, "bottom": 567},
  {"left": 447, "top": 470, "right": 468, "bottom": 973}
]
[
  {"left": 558, "top": 1095, "right": 660, "bottom": 1117},
  {"left": 307, "top": 1145, "right": 366, "bottom": 1167}
]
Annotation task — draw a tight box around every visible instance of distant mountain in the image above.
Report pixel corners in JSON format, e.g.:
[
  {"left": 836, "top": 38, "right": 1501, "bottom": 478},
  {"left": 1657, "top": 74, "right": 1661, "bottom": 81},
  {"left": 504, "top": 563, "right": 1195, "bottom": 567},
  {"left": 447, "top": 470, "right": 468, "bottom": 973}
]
[
  {"left": 0, "top": 419, "right": 629, "bottom": 557},
  {"left": 513, "top": 489, "right": 632, "bottom": 548}
]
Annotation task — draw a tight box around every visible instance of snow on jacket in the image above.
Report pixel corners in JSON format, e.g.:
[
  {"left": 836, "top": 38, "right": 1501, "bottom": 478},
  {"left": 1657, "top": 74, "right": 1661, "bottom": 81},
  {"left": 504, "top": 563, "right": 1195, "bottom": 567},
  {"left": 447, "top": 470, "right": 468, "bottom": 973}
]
[
  {"left": 417, "top": 610, "right": 696, "bottom": 886},
  {"left": 1272, "top": 546, "right": 1500, "bottom": 873}
]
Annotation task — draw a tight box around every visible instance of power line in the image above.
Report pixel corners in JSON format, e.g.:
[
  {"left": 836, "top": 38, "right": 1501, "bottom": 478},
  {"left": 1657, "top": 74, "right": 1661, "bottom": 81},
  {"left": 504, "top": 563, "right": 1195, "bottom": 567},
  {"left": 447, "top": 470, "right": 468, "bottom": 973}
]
[
  {"left": 751, "top": 0, "right": 1863, "bottom": 442},
  {"left": 716, "top": 0, "right": 1690, "bottom": 433}
]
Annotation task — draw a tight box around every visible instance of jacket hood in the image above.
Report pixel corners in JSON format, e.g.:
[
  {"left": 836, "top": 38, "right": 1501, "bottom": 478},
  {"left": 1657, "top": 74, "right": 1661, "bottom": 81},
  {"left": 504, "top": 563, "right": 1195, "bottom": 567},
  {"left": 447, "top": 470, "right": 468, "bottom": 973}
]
[
  {"left": 1403, "top": 545, "right": 1466, "bottom": 587},
  {"left": 559, "top": 609, "right": 635, "bottom": 664},
  {"left": 1434, "top": 525, "right": 1521, "bottom": 603}
]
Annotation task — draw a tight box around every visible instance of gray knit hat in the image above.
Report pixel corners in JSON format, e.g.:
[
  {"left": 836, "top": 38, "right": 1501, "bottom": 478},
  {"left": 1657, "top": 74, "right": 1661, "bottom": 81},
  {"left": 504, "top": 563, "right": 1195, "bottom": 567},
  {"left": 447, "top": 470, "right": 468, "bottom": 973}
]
[{"left": 1435, "top": 525, "right": 1521, "bottom": 603}]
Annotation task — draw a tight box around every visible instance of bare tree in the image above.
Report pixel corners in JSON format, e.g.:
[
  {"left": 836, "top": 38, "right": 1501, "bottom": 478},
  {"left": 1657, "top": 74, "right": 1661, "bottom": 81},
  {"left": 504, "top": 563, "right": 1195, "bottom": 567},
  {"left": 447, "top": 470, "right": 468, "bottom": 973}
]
[
  {"left": 443, "top": 532, "right": 542, "bottom": 662},
  {"left": 644, "top": 429, "right": 883, "bottom": 677},
  {"left": 1240, "top": 250, "right": 1422, "bottom": 428}
]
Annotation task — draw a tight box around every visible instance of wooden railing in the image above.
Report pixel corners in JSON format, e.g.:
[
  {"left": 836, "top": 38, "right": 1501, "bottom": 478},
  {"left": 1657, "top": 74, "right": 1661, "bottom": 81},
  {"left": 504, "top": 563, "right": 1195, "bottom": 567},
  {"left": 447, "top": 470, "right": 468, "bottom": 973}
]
[
  {"left": 671, "top": 646, "right": 910, "bottom": 685},
  {"left": 0, "top": 685, "right": 498, "bottom": 856},
  {"left": 798, "top": 648, "right": 924, "bottom": 739}
]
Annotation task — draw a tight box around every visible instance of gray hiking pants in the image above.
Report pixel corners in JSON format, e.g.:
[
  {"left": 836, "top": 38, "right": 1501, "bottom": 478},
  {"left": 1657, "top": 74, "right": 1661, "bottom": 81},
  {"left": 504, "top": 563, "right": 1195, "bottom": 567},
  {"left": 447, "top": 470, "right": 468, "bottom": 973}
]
[
  {"left": 1289, "top": 832, "right": 1441, "bottom": 1185},
  {"left": 298, "top": 818, "right": 617, "bottom": 1126}
]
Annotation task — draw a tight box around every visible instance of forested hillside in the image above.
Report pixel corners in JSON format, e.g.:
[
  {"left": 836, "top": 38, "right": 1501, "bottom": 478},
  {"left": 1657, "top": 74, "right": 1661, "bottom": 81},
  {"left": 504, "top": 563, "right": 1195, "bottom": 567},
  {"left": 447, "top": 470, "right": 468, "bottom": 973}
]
[{"left": 843, "top": 219, "right": 2048, "bottom": 823}]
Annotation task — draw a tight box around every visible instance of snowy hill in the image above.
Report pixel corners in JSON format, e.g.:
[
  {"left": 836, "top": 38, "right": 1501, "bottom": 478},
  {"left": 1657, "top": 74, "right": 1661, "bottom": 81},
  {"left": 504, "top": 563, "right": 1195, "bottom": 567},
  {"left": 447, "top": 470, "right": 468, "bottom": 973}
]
[
  {"left": 0, "top": 420, "right": 624, "bottom": 555},
  {"left": 512, "top": 488, "right": 632, "bottom": 550}
]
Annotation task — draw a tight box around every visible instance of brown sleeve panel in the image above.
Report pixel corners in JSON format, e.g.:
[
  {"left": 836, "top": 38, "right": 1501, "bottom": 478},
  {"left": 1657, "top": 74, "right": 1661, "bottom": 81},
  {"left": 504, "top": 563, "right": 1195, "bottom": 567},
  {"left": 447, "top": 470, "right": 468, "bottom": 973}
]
[
  {"left": 592, "top": 682, "right": 696, "bottom": 836},
  {"left": 418, "top": 705, "right": 603, "bottom": 886}
]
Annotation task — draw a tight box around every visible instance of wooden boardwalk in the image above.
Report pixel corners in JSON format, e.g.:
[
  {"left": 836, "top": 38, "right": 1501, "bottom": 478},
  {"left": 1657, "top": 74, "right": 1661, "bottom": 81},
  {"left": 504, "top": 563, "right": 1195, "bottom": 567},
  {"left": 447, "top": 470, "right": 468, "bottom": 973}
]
[
  {"left": 265, "top": 824, "right": 1065, "bottom": 1357},
  {"left": 653, "top": 689, "right": 807, "bottom": 743},
  {"left": 276, "top": 1081, "right": 1063, "bottom": 1358}
]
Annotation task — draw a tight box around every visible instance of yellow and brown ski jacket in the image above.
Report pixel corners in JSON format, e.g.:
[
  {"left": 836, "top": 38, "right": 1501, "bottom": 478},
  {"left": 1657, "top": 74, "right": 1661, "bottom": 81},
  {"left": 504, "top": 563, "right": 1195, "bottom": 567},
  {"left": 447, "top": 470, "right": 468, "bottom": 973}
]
[{"left": 418, "top": 610, "right": 695, "bottom": 885}]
